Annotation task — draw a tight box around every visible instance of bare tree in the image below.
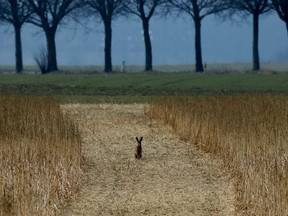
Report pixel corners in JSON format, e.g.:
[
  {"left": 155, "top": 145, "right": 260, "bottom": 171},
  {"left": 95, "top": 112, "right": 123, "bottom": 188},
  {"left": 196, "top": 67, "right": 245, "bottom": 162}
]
[
  {"left": 167, "top": 0, "right": 227, "bottom": 72},
  {"left": 27, "top": 0, "right": 84, "bottom": 72},
  {"left": 86, "top": 0, "right": 125, "bottom": 73},
  {"left": 226, "top": 0, "right": 272, "bottom": 71},
  {"left": 0, "top": 0, "right": 32, "bottom": 73},
  {"left": 123, "top": 0, "right": 165, "bottom": 71},
  {"left": 272, "top": 0, "right": 288, "bottom": 35}
]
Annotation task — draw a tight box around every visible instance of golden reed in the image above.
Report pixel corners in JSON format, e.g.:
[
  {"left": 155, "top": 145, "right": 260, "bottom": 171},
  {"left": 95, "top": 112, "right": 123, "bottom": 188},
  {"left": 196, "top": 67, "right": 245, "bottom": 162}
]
[
  {"left": 148, "top": 95, "right": 288, "bottom": 215},
  {"left": 0, "top": 96, "right": 82, "bottom": 215}
]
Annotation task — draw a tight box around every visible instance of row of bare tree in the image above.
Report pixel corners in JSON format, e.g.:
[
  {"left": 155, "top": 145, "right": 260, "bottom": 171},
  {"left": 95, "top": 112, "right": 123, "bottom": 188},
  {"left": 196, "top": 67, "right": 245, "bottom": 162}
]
[{"left": 0, "top": 0, "right": 287, "bottom": 74}]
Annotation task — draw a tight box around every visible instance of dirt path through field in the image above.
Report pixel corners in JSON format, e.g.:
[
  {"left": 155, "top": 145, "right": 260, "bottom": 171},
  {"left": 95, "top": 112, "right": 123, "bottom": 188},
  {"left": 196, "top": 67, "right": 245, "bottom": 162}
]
[{"left": 60, "top": 104, "right": 235, "bottom": 215}]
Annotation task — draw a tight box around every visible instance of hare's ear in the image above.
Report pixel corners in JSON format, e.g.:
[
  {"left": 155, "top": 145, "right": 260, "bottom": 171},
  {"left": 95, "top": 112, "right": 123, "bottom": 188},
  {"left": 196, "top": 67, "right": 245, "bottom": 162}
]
[{"left": 136, "top": 137, "right": 143, "bottom": 143}]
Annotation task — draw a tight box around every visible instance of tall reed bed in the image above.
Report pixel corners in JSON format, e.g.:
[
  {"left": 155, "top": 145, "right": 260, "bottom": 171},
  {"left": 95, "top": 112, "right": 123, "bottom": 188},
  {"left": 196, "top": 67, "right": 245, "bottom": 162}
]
[
  {"left": 147, "top": 95, "right": 288, "bottom": 215},
  {"left": 0, "top": 96, "right": 82, "bottom": 215}
]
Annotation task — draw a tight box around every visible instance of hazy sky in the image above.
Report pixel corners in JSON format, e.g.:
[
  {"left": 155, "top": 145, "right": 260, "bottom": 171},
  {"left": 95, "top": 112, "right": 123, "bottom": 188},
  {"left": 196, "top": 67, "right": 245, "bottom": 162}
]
[{"left": 0, "top": 12, "right": 287, "bottom": 66}]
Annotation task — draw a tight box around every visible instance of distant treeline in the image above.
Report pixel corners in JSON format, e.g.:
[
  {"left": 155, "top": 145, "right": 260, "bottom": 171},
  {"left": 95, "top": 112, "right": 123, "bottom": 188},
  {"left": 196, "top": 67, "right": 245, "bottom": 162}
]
[{"left": 0, "top": 0, "right": 287, "bottom": 73}]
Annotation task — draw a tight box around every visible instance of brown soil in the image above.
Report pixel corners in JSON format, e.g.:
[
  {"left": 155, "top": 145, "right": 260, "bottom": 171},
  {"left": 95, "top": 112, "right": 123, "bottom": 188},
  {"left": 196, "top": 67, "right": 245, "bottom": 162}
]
[{"left": 60, "top": 104, "right": 235, "bottom": 216}]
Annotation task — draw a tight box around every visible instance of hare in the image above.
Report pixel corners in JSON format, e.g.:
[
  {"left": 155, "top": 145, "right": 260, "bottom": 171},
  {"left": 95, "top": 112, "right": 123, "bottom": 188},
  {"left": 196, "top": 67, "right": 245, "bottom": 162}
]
[{"left": 135, "top": 137, "right": 143, "bottom": 159}]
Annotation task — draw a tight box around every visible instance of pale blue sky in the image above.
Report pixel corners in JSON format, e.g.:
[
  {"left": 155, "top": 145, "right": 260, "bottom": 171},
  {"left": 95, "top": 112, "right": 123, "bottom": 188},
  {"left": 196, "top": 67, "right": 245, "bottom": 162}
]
[{"left": 0, "top": 13, "right": 287, "bottom": 66}]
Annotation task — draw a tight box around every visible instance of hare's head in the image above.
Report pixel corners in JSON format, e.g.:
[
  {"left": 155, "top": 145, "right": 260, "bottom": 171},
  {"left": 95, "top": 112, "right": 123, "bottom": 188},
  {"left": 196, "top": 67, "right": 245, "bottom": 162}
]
[{"left": 136, "top": 137, "right": 143, "bottom": 146}]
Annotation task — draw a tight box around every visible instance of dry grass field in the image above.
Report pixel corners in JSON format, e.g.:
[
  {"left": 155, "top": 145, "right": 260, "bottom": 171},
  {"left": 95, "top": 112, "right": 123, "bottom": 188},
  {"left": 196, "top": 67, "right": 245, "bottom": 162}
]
[
  {"left": 148, "top": 95, "right": 288, "bottom": 215},
  {"left": 60, "top": 104, "right": 235, "bottom": 215},
  {"left": 0, "top": 96, "right": 82, "bottom": 215}
]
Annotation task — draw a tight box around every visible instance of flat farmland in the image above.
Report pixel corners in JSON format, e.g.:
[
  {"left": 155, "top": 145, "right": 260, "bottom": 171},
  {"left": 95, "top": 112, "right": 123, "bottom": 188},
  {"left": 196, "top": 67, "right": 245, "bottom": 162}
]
[{"left": 0, "top": 73, "right": 288, "bottom": 103}]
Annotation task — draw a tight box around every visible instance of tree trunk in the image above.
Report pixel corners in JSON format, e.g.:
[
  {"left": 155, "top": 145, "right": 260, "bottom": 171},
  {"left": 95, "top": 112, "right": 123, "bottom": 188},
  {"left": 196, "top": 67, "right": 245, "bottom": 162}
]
[
  {"left": 252, "top": 13, "right": 260, "bottom": 71},
  {"left": 14, "top": 25, "right": 23, "bottom": 73},
  {"left": 194, "top": 18, "right": 204, "bottom": 72},
  {"left": 142, "top": 18, "right": 153, "bottom": 71},
  {"left": 45, "top": 28, "right": 58, "bottom": 73},
  {"left": 104, "top": 18, "right": 113, "bottom": 73}
]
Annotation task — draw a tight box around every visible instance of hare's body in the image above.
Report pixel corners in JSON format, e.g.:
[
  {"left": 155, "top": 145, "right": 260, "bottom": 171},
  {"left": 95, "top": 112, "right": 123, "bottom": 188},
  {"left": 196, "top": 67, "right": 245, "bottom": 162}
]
[{"left": 135, "top": 137, "right": 143, "bottom": 159}]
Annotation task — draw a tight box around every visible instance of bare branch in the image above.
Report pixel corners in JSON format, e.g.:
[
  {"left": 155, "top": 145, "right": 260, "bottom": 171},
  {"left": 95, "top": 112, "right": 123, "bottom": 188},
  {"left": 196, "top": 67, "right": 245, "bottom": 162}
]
[
  {"left": 0, "top": 0, "right": 33, "bottom": 26},
  {"left": 123, "top": 0, "right": 165, "bottom": 20}
]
